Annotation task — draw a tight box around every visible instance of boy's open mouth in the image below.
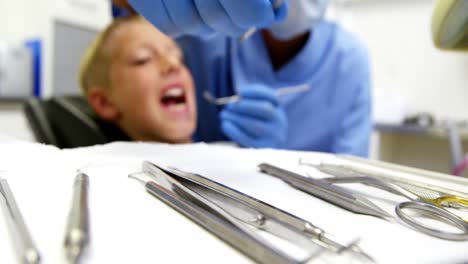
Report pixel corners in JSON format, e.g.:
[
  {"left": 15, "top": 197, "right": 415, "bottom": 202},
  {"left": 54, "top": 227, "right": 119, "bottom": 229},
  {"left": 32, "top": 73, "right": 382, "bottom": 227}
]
[{"left": 161, "top": 87, "right": 189, "bottom": 114}]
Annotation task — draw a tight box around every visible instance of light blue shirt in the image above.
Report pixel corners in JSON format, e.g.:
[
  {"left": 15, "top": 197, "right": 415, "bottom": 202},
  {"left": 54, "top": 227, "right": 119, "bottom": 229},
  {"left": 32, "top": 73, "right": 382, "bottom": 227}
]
[{"left": 178, "top": 21, "right": 372, "bottom": 157}]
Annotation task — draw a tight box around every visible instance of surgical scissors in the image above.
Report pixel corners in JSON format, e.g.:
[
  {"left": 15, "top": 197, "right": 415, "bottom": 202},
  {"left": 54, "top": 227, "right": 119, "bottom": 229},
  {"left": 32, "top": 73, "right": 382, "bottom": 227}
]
[
  {"left": 261, "top": 162, "right": 468, "bottom": 241},
  {"left": 321, "top": 175, "right": 468, "bottom": 241}
]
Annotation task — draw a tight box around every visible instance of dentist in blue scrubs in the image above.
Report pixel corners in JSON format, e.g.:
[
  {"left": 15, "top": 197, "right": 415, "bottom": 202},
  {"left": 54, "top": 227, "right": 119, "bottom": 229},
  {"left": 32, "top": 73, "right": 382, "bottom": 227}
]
[{"left": 111, "top": 0, "right": 372, "bottom": 157}]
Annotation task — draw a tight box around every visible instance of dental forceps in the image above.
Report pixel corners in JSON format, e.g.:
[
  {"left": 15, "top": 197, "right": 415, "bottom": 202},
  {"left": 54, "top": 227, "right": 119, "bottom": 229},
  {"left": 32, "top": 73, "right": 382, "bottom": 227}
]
[
  {"left": 239, "top": 0, "right": 285, "bottom": 43},
  {"left": 130, "top": 161, "right": 375, "bottom": 263},
  {"left": 203, "top": 85, "right": 310, "bottom": 106}
]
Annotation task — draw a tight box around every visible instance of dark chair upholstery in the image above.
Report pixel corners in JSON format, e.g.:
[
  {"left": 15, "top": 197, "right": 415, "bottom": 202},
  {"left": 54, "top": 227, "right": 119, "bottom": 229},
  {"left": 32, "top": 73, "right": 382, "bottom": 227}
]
[{"left": 23, "top": 96, "right": 129, "bottom": 148}]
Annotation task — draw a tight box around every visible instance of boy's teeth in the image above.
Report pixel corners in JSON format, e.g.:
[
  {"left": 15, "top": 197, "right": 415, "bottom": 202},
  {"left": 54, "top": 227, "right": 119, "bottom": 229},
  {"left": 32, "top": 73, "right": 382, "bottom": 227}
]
[
  {"left": 164, "top": 87, "right": 184, "bottom": 97},
  {"left": 168, "top": 103, "right": 186, "bottom": 111}
]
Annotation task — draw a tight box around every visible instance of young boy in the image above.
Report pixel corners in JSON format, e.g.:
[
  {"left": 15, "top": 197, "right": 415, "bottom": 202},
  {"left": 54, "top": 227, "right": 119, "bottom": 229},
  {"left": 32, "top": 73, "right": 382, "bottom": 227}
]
[{"left": 79, "top": 15, "right": 197, "bottom": 144}]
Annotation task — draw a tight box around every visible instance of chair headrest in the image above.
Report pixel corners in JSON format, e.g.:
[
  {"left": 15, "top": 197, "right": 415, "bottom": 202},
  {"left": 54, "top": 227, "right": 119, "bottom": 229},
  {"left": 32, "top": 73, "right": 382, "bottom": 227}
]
[{"left": 23, "top": 96, "right": 129, "bottom": 148}]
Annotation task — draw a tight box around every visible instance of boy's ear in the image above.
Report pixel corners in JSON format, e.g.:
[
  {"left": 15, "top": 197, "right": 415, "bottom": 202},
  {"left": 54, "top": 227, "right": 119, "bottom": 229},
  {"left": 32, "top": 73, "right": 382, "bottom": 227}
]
[{"left": 87, "top": 87, "right": 120, "bottom": 122}]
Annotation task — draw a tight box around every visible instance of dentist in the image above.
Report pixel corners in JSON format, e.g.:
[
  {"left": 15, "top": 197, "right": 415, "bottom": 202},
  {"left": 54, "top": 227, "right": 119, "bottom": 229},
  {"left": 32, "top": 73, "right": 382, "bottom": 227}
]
[{"left": 112, "top": 0, "right": 372, "bottom": 157}]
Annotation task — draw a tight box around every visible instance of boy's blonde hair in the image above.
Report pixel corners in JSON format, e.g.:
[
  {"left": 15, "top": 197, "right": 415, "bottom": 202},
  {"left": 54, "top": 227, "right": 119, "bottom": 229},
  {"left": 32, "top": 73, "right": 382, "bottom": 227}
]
[{"left": 79, "top": 15, "right": 144, "bottom": 94}]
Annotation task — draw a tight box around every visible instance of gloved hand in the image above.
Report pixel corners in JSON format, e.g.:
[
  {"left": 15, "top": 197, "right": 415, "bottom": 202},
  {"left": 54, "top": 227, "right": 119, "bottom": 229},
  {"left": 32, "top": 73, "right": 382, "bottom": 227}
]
[
  {"left": 126, "top": 0, "right": 288, "bottom": 37},
  {"left": 220, "top": 85, "right": 288, "bottom": 148}
]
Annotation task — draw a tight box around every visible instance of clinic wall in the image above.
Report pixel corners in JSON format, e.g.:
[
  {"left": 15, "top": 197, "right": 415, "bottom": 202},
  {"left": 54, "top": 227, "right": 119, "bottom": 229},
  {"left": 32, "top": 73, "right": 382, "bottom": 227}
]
[
  {"left": 0, "top": 0, "right": 111, "bottom": 142},
  {"left": 0, "top": 1, "right": 47, "bottom": 142},
  {"left": 0, "top": 0, "right": 110, "bottom": 42},
  {"left": 0, "top": 103, "right": 35, "bottom": 142},
  {"left": 340, "top": 0, "right": 468, "bottom": 121},
  {"left": 0, "top": 0, "right": 111, "bottom": 97},
  {"left": 338, "top": 0, "right": 468, "bottom": 173},
  {"left": 0, "top": 0, "right": 49, "bottom": 42}
]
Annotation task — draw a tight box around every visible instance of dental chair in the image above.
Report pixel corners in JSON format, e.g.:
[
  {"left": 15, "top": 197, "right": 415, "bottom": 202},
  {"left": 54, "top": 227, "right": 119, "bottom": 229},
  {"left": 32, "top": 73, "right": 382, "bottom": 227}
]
[{"left": 23, "top": 96, "right": 129, "bottom": 148}]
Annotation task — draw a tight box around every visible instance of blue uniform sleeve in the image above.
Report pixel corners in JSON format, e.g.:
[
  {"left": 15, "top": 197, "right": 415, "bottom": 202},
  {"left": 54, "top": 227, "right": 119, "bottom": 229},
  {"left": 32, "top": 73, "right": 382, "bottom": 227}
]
[
  {"left": 176, "top": 35, "right": 235, "bottom": 142},
  {"left": 126, "top": 0, "right": 288, "bottom": 38},
  {"left": 332, "top": 44, "right": 372, "bottom": 158}
]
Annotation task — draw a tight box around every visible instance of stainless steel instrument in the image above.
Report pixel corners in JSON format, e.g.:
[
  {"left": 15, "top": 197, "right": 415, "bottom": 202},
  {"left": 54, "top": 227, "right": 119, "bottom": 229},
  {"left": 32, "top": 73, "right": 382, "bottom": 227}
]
[
  {"left": 0, "top": 177, "right": 41, "bottom": 264},
  {"left": 63, "top": 172, "right": 90, "bottom": 264},
  {"left": 300, "top": 162, "right": 468, "bottom": 241},
  {"left": 258, "top": 163, "right": 391, "bottom": 220},
  {"left": 129, "top": 161, "right": 375, "bottom": 263}
]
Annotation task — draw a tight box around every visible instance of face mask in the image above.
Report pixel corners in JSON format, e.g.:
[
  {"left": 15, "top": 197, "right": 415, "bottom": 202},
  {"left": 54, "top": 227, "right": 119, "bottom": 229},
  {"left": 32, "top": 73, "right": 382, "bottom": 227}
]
[{"left": 269, "top": 0, "right": 329, "bottom": 40}]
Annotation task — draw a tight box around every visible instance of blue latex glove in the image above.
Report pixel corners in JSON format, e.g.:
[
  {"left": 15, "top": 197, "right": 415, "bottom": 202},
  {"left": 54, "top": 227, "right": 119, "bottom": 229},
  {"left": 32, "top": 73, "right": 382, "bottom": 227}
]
[
  {"left": 220, "top": 85, "right": 288, "bottom": 148},
  {"left": 127, "top": 0, "right": 288, "bottom": 37}
]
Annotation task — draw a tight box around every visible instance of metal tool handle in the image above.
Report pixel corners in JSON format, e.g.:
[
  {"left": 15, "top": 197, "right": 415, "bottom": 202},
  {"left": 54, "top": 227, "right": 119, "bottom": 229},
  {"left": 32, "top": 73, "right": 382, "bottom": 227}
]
[
  {"left": 339, "top": 155, "right": 468, "bottom": 187},
  {"left": 204, "top": 85, "right": 310, "bottom": 106},
  {"left": 140, "top": 179, "right": 298, "bottom": 264},
  {"left": 0, "top": 178, "right": 41, "bottom": 264},
  {"left": 166, "top": 167, "right": 323, "bottom": 238},
  {"left": 315, "top": 160, "right": 468, "bottom": 199},
  {"left": 139, "top": 163, "right": 300, "bottom": 264},
  {"left": 323, "top": 176, "right": 421, "bottom": 202},
  {"left": 63, "top": 173, "right": 90, "bottom": 263},
  {"left": 178, "top": 177, "right": 324, "bottom": 254},
  {"left": 164, "top": 165, "right": 375, "bottom": 262},
  {"left": 395, "top": 201, "right": 468, "bottom": 241},
  {"left": 259, "top": 163, "right": 356, "bottom": 202},
  {"left": 259, "top": 163, "right": 391, "bottom": 219}
]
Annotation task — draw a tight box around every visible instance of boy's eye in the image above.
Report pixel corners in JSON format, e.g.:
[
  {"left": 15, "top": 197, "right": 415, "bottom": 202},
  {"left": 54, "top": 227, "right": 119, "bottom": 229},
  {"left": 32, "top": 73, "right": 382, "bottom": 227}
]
[{"left": 132, "top": 57, "right": 151, "bottom": 65}]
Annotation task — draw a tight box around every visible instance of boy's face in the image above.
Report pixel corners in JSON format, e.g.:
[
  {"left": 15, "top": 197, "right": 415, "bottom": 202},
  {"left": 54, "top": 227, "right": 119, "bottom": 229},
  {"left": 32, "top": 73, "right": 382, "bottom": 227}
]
[{"left": 103, "top": 20, "right": 197, "bottom": 143}]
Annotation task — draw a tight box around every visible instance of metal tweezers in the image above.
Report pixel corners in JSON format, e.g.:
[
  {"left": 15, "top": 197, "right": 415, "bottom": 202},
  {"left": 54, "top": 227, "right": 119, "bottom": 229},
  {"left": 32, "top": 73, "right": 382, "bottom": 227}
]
[
  {"left": 258, "top": 163, "right": 391, "bottom": 220},
  {"left": 129, "top": 161, "right": 375, "bottom": 264}
]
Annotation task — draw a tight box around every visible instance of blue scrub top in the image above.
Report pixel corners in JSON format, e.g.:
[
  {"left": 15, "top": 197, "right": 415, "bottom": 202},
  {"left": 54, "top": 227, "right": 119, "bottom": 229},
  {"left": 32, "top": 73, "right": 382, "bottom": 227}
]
[{"left": 177, "top": 21, "right": 372, "bottom": 157}]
